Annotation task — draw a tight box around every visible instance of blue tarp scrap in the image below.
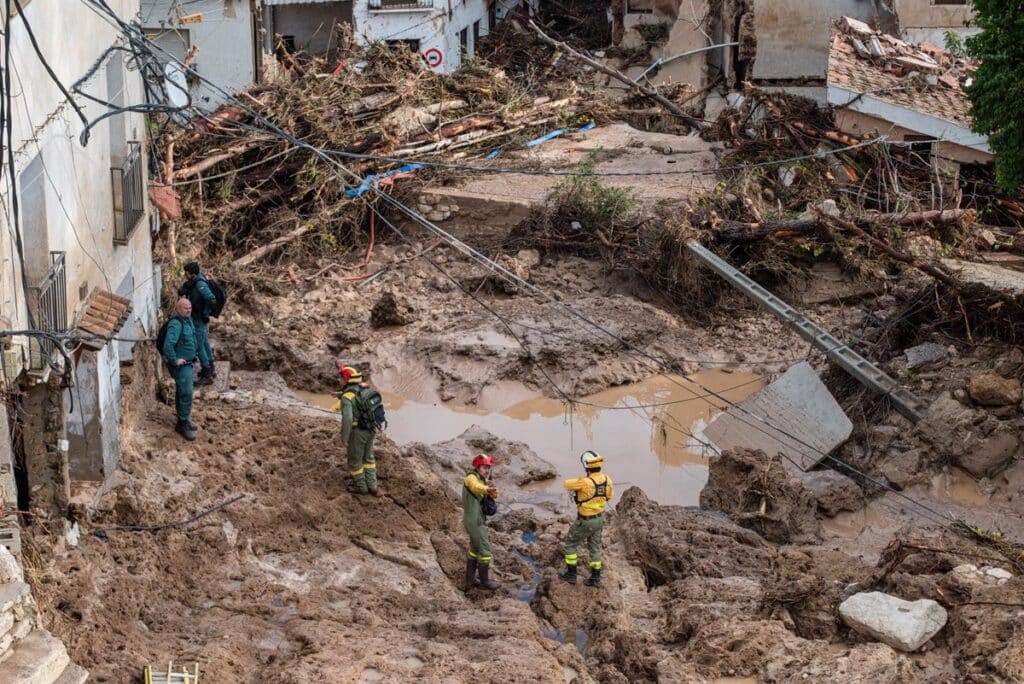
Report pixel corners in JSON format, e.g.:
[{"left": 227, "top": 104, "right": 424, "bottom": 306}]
[
  {"left": 523, "top": 122, "right": 598, "bottom": 149},
  {"left": 344, "top": 163, "right": 425, "bottom": 198}
]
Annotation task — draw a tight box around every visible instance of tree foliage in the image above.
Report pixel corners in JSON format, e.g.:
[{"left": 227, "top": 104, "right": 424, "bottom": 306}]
[{"left": 966, "top": 1, "right": 1024, "bottom": 193}]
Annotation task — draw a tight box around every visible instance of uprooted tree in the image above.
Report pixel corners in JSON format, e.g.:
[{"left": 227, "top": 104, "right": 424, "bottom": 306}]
[{"left": 966, "top": 0, "right": 1024, "bottom": 194}]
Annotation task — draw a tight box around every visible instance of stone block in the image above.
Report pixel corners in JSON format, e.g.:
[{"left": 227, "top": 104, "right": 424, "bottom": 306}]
[
  {"left": 839, "top": 591, "right": 947, "bottom": 652},
  {"left": 969, "top": 371, "right": 1022, "bottom": 407},
  {"left": 0, "top": 629, "right": 71, "bottom": 684}
]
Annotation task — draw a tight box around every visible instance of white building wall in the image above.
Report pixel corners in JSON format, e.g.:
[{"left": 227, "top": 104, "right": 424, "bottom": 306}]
[
  {"left": 751, "top": 0, "right": 883, "bottom": 80},
  {"left": 354, "top": 0, "right": 490, "bottom": 72},
  {"left": 141, "top": 0, "right": 257, "bottom": 110},
  {"left": 0, "top": 0, "right": 157, "bottom": 483}
]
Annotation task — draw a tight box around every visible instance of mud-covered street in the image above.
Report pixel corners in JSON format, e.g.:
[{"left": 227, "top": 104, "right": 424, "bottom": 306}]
[
  {"left": 36, "top": 238, "right": 1024, "bottom": 682},
  {"left": 5, "top": 1, "right": 1024, "bottom": 682}
]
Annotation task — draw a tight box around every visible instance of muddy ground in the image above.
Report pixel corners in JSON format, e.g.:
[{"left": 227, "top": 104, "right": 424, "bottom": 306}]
[{"left": 30, "top": 235, "right": 1024, "bottom": 682}]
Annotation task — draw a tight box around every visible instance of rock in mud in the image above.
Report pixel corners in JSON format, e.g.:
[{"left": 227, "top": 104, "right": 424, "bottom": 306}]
[
  {"left": 969, "top": 371, "right": 1023, "bottom": 407},
  {"left": 370, "top": 289, "right": 417, "bottom": 328},
  {"left": 919, "top": 392, "right": 1021, "bottom": 478},
  {"left": 700, "top": 449, "right": 820, "bottom": 543},
  {"left": 903, "top": 342, "right": 948, "bottom": 371},
  {"left": 839, "top": 591, "right": 947, "bottom": 652},
  {"left": 797, "top": 469, "right": 864, "bottom": 516}
]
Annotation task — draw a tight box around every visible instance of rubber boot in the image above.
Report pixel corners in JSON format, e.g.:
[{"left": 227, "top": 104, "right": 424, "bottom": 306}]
[
  {"left": 558, "top": 564, "right": 577, "bottom": 585},
  {"left": 464, "top": 558, "right": 479, "bottom": 592},
  {"left": 175, "top": 419, "right": 196, "bottom": 441},
  {"left": 584, "top": 568, "right": 602, "bottom": 587},
  {"left": 196, "top": 367, "right": 214, "bottom": 386},
  {"left": 477, "top": 562, "right": 501, "bottom": 590}
]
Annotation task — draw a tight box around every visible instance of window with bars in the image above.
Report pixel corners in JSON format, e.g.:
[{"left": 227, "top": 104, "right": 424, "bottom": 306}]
[{"left": 111, "top": 141, "right": 144, "bottom": 245}]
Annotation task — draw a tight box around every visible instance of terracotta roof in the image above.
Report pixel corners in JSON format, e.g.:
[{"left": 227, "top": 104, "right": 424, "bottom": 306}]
[
  {"left": 76, "top": 290, "right": 133, "bottom": 350},
  {"left": 827, "top": 17, "right": 977, "bottom": 127}
]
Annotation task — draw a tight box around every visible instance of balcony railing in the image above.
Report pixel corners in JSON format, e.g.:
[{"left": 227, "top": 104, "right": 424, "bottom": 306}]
[
  {"left": 111, "top": 141, "right": 145, "bottom": 245},
  {"left": 28, "top": 252, "right": 67, "bottom": 372},
  {"left": 369, "top": 0, "right": 432, "bottom": 10}
]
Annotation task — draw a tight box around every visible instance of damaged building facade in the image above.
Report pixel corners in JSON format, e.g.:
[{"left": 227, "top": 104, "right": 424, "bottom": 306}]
[
  {"left": 1, "top": 0, "right": 159, "bottom": 522},
  {"left": 143, "top": 0, "right": 540, "bottom": 109},
  {"left": 614, "top": 0, "right": 976, "bottom": 102}
]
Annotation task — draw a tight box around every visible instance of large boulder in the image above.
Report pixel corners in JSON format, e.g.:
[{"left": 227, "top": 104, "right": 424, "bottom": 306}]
[
  {"left": 969, "top": 371, "right": 1023, "bottom": 407},
  {"left": 839, "top": 591, "right": 947, "bottom": 652}
]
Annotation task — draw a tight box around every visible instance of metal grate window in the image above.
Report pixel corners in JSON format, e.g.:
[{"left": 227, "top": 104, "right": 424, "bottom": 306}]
[
  {"left": 28, "top": 252, "right": 67, "bottom": 371},
  {"left": 111, "top": 141, "right": 145, "bottom": 245}
]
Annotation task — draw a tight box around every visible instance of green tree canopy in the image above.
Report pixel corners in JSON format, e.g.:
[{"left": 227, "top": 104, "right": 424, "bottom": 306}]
[{"left": 966, "top": 0, "right": 1024, "bottom": 193}]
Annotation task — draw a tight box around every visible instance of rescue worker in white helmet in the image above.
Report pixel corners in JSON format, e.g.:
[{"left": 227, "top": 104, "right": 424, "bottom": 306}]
[
  {"left": 559, "top": 450, "right": 613, "bottom": 587},
  {"left": 463, "top": 454, "right": 501, "bottom": 591}
]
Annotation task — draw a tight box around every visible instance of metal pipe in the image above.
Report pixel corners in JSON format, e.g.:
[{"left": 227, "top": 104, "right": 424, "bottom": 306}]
[{"left": 639, "top": 41, "right": 739, "bottom": 81}]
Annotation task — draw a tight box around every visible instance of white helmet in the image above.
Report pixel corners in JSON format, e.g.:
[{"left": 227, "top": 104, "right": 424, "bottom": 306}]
[{"left": 581, "top": 450, "right": 603, "bottom": 469}]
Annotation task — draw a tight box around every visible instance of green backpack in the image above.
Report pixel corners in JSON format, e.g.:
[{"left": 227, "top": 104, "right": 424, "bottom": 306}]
[{"left": 354, "top": 386, "right": 387, "bottom": 432}]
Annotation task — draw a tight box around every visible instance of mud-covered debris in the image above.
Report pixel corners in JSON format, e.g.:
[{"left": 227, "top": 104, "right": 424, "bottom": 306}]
[
  {"left": 797, "top": 469, "right": 864, "bottom": 516},
  {"left": 839, "top": 591, "right": 948, "bottom": 652},
  {"left": 370, "top": 289, "right": 417, "bottom": 328},
  {"left": 700, "top": 448, "right": 820, "bottom": 543},
  {"left": 969, "top": 371, "right": 1023, "bottom": 407},
  {"left": 917, "top": 392, "right": 1021, "bottom": 478}
]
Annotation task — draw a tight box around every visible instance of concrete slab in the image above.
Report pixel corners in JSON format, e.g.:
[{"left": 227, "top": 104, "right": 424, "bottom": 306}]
[
  {"left": 0, "top": 629, "right": 70, "bottom": 684},
  {"left": 193, "top": 361, "right": 231, "bottom": 393},
  {"left": 942, "top": 259, "right": 1024, "bottom": 295},
  {"left": 419, "top": 123, "right": 717, "bottom": 241},
  {"left": 52, "top": 663, "right": 88, "bottom": 684},
  {"left": 705, "top": 362, "right": 853, "bottom": 472}
]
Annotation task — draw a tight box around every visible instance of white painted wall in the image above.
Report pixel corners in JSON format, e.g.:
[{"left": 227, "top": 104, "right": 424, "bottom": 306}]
[
  {"left": 0, "top": 0, "right": 157, "bottom": 482},
  {"left": 141, "top": 0, "right": 256, "bottom": 110},
  {"left": 751, "top": 0, "right": 882, "bottom": 80}
]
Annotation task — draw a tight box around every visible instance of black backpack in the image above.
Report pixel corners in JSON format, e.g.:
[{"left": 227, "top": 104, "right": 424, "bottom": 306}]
[
  {"left": 354, "top": 386, "right": 387, "bottom": 432},
  {"left": 155, "top": 317, "right": 184, "bottom": 371},
  {"left": 207, "top": 278, "right": 227, "bottom": 318},
  {"left": 180, "top": 277, "right": 227, "bottom": 318}
]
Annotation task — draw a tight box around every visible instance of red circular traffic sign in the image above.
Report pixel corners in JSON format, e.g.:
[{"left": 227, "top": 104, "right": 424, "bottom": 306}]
[{"left": 423, "top": 47, "right": 443, "bottom": 69}]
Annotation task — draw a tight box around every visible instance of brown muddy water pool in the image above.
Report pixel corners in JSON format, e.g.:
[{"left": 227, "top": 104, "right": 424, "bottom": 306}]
[{"left": 296, "top": 369, "right": 765, "bottom": 506}]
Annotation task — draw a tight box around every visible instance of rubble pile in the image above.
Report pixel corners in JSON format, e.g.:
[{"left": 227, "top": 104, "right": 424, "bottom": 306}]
[{"left": 159, "top": 38, "right": 614, "bottom": 278}]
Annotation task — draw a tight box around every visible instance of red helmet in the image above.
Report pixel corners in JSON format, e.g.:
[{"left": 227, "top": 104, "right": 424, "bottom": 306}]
[
  {"left": 339, "top": 365, "right": 362, "bottom": 384},
  {"left": 472, "top": 454, "right": 495, "bottom": 469}
]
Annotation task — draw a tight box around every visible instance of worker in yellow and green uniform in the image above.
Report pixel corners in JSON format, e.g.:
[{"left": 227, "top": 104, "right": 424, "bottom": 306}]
[
  {"left": 559, "top": 450, "right": 613, "bottom": 587},
  {"left": 463, "top": 454, "right": 500, "bottom": 592},
  {"left": 339, "top": 365, "right": 380, "bottom": 496}
]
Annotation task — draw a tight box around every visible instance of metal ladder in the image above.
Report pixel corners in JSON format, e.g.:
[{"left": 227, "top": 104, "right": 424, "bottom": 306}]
[{"left": 686, "top": 240, "right": 927, "bottom": 422}]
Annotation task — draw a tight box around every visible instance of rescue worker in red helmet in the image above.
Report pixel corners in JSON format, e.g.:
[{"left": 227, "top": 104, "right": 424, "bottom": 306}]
[
  {"left": 559, "top": 450, "right": 613, "bottom": 587},
  {"left": 339, "top": 365, "right": 380, "bottom": 496},
  {"left": 463, "top": 454, "right": 501, "bottom": 591}
]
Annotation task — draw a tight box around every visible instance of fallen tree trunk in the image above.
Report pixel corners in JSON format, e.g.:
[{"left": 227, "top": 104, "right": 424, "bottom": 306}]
[
  {"left": 528, "top": 20, "right": 709, "bottom": 132},
  {"left": 818, "top": 211, "right": 964, "bottom": 291},
  {"left": 234, "top": 222, "right": 313, "bottom": 267},
  {"left": 716, "top": 208, "right": 970, "bottom": 241},
  {"left": 174, "top": 140, "right": 266, "bottom": 180}
]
